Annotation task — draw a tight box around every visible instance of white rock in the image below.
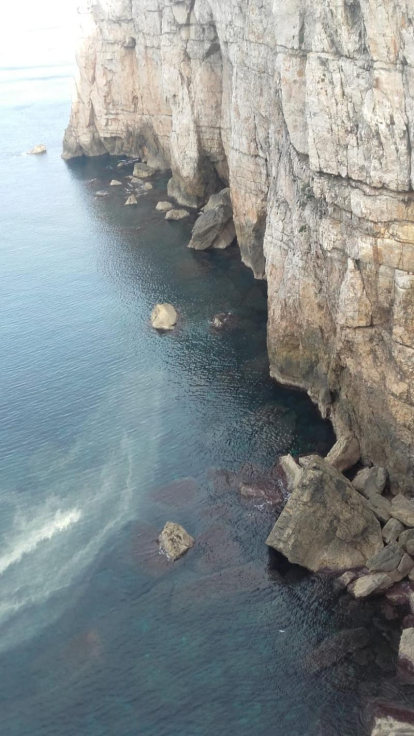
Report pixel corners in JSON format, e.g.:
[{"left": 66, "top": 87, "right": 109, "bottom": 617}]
[
  {"left": 156, "top": 201, "right": 173, "bottom": 212},
  {"left": 110, "top": 180, "right": 122, "bottom": 186},
  {"left": 165, "top": 209, "right": 189, "bottom": 221},
  {"left": 125, "top": 194, "right": 137, "bottom": 205},
  {"left": 28, "top": 144, "right": 46, "bottom": 155},
  {"left": 150, "top": 303, "right": 178, "bottom": 331},
  {"left": 158, "top": 522, "right": 194, "bottom": 561}
]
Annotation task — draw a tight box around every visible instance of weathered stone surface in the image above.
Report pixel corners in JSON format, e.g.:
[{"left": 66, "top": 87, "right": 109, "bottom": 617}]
[
  {"left": 165, "top": 210, "right": 190, "bottom": 221},
  {"left": 399, "top": 628, "right": 414, "bottom": 674},
  {"left": 156, "top": 201, "right": 172, "bottom": 212},
  {"left": 382, "top": 518, "right": 405, "bottom": 544},
  {"left": 349, "top": 573, "right": 394, "bottom": 599},
  {"left": 326, "top": 434, "right": 360, "bottom": 473},
  {"left": 391, "top": 496, "right": 414, "bottom": 528},
  {"left": 367, "top": 494, "right": 392, "bottom": 524},
  {"left": 278, "top": 454, "right": 303, "bottom": 492},
  {"left": 266, "top": 455, "right": 383, "bottom": 572},
  {"left": 188, "top": 188, "right": 234, "bottom": 251},
  {"left": 398, "top": 553, "right": 414, "bottom": 577},
  {"left": 64, "top": 0, "right": 414, "bottom": 491},
  {"left": 158, "top": 522, "right": 194, "bottom": 561},
  {"left": 371, "top": 715, "right": 414, "bottom": 736},
  {"left": 125, "top": 194, "right": 137, "bottom": 205},
  {"left": 28, "top": 144, "right": 47, "bottom": 155},
  {"left": 399, "top": 530, "right": 414, "bottom": 555},
  {"left": 353, "top": 467, "right": 388, "bottom": 499},
  {"left": 367, "top": 543, "right": 404, "bottom": 573},
  {"left": 335, "top": 571, "right": 356, "bottom": 590},
  {"left": 143, "top": 182, "right": 153, "bottom": 191},
  {"left": 110, "top": 180, "right": 122, "bottom": 186},
  {"left": 133, "top": 163, "right": 154, "bottom": 179},
  {"left": 150, "top": 303, "right": 178, "bottom": 331}
]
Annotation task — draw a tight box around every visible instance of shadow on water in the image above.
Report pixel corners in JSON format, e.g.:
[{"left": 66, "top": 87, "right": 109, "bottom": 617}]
[{"left": 0, "top": 153, "right": 408, "bottom": 736}]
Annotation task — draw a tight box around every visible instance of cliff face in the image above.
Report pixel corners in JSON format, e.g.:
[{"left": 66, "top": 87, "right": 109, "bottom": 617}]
[{"left": 64, "top": 0, "right": 414, "bottom": 491}]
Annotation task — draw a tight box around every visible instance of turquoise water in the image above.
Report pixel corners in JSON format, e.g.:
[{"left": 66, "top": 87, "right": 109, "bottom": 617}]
[{"left": 0, "top": 32, "right": 403, "bottom": 736}]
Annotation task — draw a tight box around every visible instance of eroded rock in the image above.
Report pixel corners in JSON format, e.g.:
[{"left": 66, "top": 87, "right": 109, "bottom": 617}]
[
  {"left": 165, "top": 209, "right": 190, "bottom": 221},
  {"left": 266, "top": 455, "right": 383, "bottom": 572},
  {"left": 391, "top": 496, "right": 414, "bottom": 528},
  {"left": 125, "top": 194, "right": 137, "bottom": 205},
  {"left": 28, "top": 144, "right": 46, "bottom": 155},
  {"left": 156, "top": 201, "right": 172, "bottom": 212},
  {"left": 133, "top": 163, "right": 155, "bottom": 178},
  {"left": 367, "top": 543, "right": 403, "bottom": 573},
  {"left": 150, "top": 303, "right": 178, "bottom": 331},
  {"left": 158, "top": 522, "right": 194, "bottom": 561},
  {"left": 188, "top": 189, "right": 235, "bottom": 251},
  {"left": 399, "top": 627, "right": 414, "bottom": 674},
  {"left": 326, "top": 433, "right": 360, "bottom": 473},
  {"left": 382, "top": 518, "right": 405, "bottom": 544},
  {"left": 349, "top": 573, "right": 394, "bottom": 599}
]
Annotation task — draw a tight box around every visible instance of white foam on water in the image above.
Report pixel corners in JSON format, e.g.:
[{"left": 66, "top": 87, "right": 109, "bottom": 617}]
[{"left": 0, "top": 508, "right": 82, "bottom": 576}]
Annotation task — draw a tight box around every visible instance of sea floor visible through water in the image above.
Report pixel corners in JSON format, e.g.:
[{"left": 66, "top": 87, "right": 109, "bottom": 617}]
[{"left": 0, "top": 59, "right": 412, "bottom": 736}]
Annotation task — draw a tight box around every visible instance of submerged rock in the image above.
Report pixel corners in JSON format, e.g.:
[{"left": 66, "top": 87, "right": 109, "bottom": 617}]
[
  {"left": 28, "top": 144, "right": 47, "bottom": 155},
  {"left": 95, "top": 190, "right": 108, "bottom": 197},
  {"left": 156, "top": 201, "right": 172, "bottom": 212},
  {"left": 266, "top": 455, "right": 383, "bottom": 572},
  {"left": 150, "top": 303, "right": 178, "bottom": 331},
  {"left": 211, "top": 312, "right": 237, "bottom": 330},
  {"left": 110, "top": 179, "right": 122, "bottom": 186},
  {"left": 165, "top": 209, "right": 190, "bottom": 221},
  {"left": 188, "top": 188, "right": 235, "bottom": 251},
  {"left": 158, "top": 522, "right": 194, "bottom": 561},
  {"left": 306, "top": 627, "right": 370, "bottom": 673},
  {"left": 143, "top": 182, "right": 153, "bottom": 191}
]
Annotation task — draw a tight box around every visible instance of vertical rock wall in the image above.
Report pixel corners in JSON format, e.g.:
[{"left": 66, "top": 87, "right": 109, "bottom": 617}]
[{"left": 64, "top": 0, "right": 414, "bottom": 490}]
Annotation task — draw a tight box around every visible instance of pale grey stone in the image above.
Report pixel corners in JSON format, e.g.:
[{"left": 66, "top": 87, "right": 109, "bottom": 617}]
[
  {"left": 391, "top": 496, "right": 414, "bottom": 528},
  {"left": 150, "top": 303, "right": 178, "bottom": 331},
  {"left": 382, "top": 518, "right": 405, "bottom": 544},
  {"left": 367, "top": 543, "right": 403, "bottom": 573},
  {"left": 158, "top": 522, "right": 194, "bottom": 561}
]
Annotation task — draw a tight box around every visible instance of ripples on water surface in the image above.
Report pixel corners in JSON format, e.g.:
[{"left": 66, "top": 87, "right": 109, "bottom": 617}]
[{"left": 0, "top": 50, "right": 408, "bottom": 736}]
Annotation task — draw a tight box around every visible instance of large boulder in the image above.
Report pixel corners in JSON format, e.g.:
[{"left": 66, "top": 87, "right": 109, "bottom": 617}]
[
  {"left": 325, "top": 432, "right": 360, "bottom": 472},
  {"left": 165, "top": 209, "right": 189, "bottom": 221},
  {"left": 188, "top": 188, "right": 235, "bottom": 251},
  {"left": 391, "top": 496, "right": 414, "bottom": 527},
  {"left": 150, "top": 303, "right": 178, "bottom": 331},
  {"left": 158, "top": 522, "right": 194, "bottom": 561},
  {"left": 349, "top": 572, "right": 394, "bottom": 598},
  {"left": 353, "top": 466, "right": 387, "bottom": 498},
  {"left": 266, "top": 455, "right": 383, "bottom": 572},
  {"left": 367, "top": 543, "right": 404, "bottom": 573},
  {"left": 133, "top": 163, "right": 155, "bottom": 178}
]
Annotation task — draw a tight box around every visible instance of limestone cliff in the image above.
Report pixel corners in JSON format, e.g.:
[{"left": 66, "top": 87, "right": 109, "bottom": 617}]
[{"left": 64, "top": 0, "right": 414, "bottom": 491}]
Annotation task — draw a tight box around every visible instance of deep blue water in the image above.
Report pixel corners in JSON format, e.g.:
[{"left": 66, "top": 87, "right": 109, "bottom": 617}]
[{"left": 0, "top": 40, "right": 402, "bottom": 736}]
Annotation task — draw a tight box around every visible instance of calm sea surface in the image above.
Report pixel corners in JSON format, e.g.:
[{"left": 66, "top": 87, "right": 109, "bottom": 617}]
[{"left": 0, "top": 22, "right": 403, "bottom": 736}]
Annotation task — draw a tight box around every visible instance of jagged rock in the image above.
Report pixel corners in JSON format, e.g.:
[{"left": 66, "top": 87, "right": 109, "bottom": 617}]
[
  {"left": 399, "top": 628, "right": 414, "bottom": 674},
  {"left": 28, "top": 144, "right": 46, "bottom": 155},
  {"left": 110, "top": 179, "right": 122, "bottom": 186},
  {"left": 349, "top": 573, "right": 394, "bottom": 598},
  {"left": 188, "top": 189, "right": 234, "bottom": 251},
  {"left": 306, "top": 628, "right": 370, "bottom": 673},
  {"left": 367, "top": 543, "right": 404, "bottom": 573},
  {"left": 325, "top": 433, "right": 360, "bottom": 473},
  {"left": 165, "top": 209, "right": 190, "bottom": 221},
  {"left": 143, "top": 182, "right": 153, "bottom": 191},
  {"left": 371, "top": 715, "right": 414, "bottom": 736},
  {"left": 391, "top": 496, "right": 414, "bottom": 528},
  {"left": 133, "top": 163, "right": 155, "bottom": 178},
  {"left": 266, "top": 455, "right": 383, "bottom": 572},
  {"left": 156, "top": 201, "right": 172, "bottom": 212},
  {"left": 353, "top": 466, "right": 387, "bottom": 498},
  {"left": 158, "top": 522, "right": 194, "bottom": 561},
  {"left": 398, "top": 553, "right": 414, "bottom": 577},
  {"left": 383, "top": 518, "right": 405, "bottom": 544},
  {"left": 278, "top": 454, "right": 303, "bottom": 492},
  {"left": 367, "top": 494, "right": 392, "bottom": 523},
  {"left": 150, "top": 303, "right": 178, "bottom": 331},
  {"left": 335, "top": 571, "right": 357, "bottom": 589},
  {"left": 399, "top": 530, "right": 414, "bottom": 554},
  {"left": 125, "top": 194, "right": 137, "bottom": 205}
]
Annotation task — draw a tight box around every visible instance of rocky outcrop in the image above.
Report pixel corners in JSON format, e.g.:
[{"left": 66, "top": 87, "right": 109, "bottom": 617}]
[
  {"left": 188, "top": 188, "right": 235, "bottom": 251},
  {"left": 158, "top": 522, "right": 194, "bottom": 561},
  {"left": 28, "top": 144, "right": 46, "bottom": 155},
  {"left": 64, "top": 0, "right": 414, "bottom": 490},
  {"left": 266, "top": 455, "right": 383, "bottom": 572},
  {"left": 150, "top": 303, "right": 178, "bottom": 331}
]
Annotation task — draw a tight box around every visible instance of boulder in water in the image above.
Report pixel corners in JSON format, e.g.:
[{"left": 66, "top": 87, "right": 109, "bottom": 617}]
[
  {"left": 133, "top": 163, "right": 155, "bottom": 178},
  {"left": 110, "top": 179, "right": 122, "bottom": 186},
  {"left": 266, "top": 455, "right": 383, "bottom": 572},
  {"left": 125, "top": 194, "right": 137, "bottom": 205},
  {"left": 28, "top": 144, "right": 47, "bottom": 155},
  {"left": 150, "top": 303, "right": 178, "bottom": 331},
  {"left": 165, "top": 209, "right": 190, "bottom": 221},
  {"left": 188, "top": 188, "right": 235, "bottom": 251},
  {"left": 156, "top": 201, "right": 172, "bottom": 212},
  {"left": 158, "top": 522, "right": 194, "bottom": 561}
]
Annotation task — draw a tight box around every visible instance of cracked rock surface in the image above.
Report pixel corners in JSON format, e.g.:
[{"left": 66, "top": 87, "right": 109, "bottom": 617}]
[{"left": 64, "top": 0, "right": 414, "bottom": 490}]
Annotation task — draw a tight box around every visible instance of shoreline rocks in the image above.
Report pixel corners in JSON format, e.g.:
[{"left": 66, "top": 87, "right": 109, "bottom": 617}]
[
  {"left": 28, "top": 144, "right": 47, "bottom": 155},
  {"left": 266, "top": 455, "right": 383, "bottom": 572},
  {"left": 165, "top": 209, "right": 189, "bottom": 221},
  {"left": 188, "top": 188, "right": 235, "bottom": 251},
  {"left": 158, "top": 522, "right": 194, "bottom": 561}
]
